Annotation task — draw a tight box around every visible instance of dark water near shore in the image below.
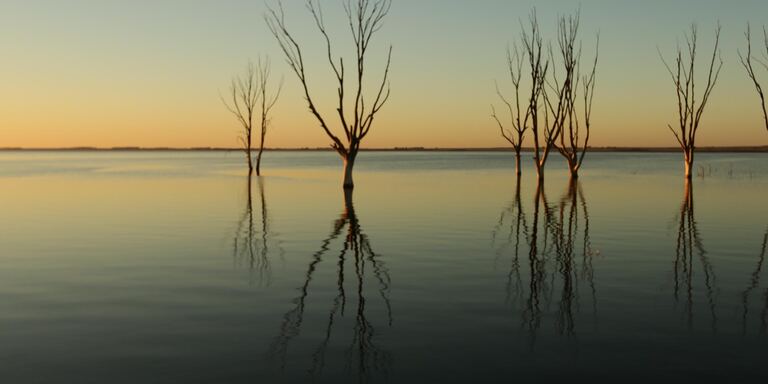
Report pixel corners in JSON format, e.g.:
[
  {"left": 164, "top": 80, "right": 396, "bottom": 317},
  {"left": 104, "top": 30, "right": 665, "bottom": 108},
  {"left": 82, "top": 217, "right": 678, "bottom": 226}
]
[{"left": 0, "top": 151, "right": 766, "bottom": 383}]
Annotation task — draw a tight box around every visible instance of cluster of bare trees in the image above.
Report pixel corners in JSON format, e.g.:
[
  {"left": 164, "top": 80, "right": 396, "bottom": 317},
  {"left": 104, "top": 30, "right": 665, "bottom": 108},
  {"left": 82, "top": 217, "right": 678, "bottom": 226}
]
[
  {"left": 221, "top": 1, "right": 768, "bottom": 187},
  {"left": 493, "top": 10, "right": 599, "bottom": 181},
  {"left": 494, "top": 15, "right": 768, "bottom": 182}
]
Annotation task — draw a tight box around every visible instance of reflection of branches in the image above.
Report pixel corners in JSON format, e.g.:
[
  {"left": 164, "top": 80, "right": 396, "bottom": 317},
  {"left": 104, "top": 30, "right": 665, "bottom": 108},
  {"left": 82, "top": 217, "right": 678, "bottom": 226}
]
[
  {"left": 497, "top": 180, "right": 596, "bottom": 347},
  {"left": 269, "top": 190, "right": 392, "bottom": 382},
  {"left": 492, "top": 177, "right": 529, "bottom": 305},
  {"left": 741, "top": 226, "right": 768, "bottom": 334},
  {"left": 233, "top": 176, "right": 281, "bottom": 285},
  {"left": 672, "top": 180, "right": 717, "bottom": 331}
]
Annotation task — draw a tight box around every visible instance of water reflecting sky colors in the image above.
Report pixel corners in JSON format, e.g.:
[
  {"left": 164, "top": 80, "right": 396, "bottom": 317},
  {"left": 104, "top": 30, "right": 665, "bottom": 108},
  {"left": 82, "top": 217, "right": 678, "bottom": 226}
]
[{"left": 0, "top": 151, "right": 766, "bottom": 382}]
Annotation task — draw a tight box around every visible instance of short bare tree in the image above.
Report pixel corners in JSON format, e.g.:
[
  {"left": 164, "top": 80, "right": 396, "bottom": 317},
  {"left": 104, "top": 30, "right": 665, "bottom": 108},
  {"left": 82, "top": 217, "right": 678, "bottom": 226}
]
[
  {"left": 739, "top": 24, "right": 768, "bottom": 132},
  {"left": 266, "top": 0, "right": 393, "bottom": 189},
  {"left": 222, "top": 58, "right": 282, "bottom": 176},
  {"left": 545, "top": 12, "right": 599, "bottom": 180},
  {"left": 660, "top": 24, "right": 723, "bottom": 179},
  {"left": 492, "top": 45, "right": 529, "bottom": 177}
]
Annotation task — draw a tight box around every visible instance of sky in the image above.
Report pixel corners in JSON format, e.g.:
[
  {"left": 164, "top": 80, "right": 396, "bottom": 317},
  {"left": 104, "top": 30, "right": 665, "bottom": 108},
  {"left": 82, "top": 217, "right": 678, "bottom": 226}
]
[{"left": 1, "top": 0, "right": 767, "bottom": 149}]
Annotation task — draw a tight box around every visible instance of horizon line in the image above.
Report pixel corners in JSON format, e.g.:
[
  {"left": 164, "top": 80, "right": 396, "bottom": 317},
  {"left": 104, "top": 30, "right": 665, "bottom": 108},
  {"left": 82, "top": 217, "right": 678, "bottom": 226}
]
[{"left": 1, "top": 146, "right": 767, "bottom": 153}]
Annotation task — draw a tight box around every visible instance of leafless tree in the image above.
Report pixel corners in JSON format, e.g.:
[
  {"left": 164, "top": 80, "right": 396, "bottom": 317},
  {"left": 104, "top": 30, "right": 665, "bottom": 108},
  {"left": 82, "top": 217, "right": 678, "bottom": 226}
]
[
  {"left": 492, "top": 44, "right": 532, "bottom": 177},
  {"left": 545, "top": 12, "right": 599, "bottom": 180},
  {"left": 739, "top": 24, "right": 768, "bottom": 132},
  {"left": 660, "top": 24, "right": 723, "bottom": 179},
  {"left": 266, "top": 0, "right": 393, "bottom": 189},
  {"left": 516, "top": 11, "right": 552, "bottom": 181},
  {"left": 222, "top": 58, "right": 282, "bottom": 176}
]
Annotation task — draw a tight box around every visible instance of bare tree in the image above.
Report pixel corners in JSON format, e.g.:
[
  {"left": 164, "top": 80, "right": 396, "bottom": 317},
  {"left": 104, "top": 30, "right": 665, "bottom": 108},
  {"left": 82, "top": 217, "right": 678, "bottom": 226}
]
[
  {"left": 222, "top": 58, "right": 282, "bottom": 176},
  {"left": 739, "top": 24, "right": 768, "bottom": 132},
  {"left": 546, "top": 12, "right": 599, "bottom": 180},
  {"left": 266, "top": 0, "right": 393, "bottom": 189},
  {"left": 256, "top": 58, "right": 283, "bottom": 175},
  {"left": 660, "top": 24, "right": 723, "bottom": 179},
  {"left": 518, "top": 11, "right": 550, "bottom": 181},
  {"left": 492, "top": 45, "right": 530, "bottom": 177}
]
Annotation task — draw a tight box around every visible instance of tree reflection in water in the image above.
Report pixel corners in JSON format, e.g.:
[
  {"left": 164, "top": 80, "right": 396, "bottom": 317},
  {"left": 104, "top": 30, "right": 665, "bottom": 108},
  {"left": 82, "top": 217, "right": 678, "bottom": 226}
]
[
  {"left": 672, "top": 180, "right": 717, "bottom": 331},
  {"left": 741, "top": 225, "right": 768, "bottom": 334},
  {"left": 233, "top": 176, "right": 282, "bottom": 285},
  {"left": 268, "top": 189, "right": 392, "bottom": 383},
  {"left": 494, "top": 179, "right": 597, "bottom": 345}
]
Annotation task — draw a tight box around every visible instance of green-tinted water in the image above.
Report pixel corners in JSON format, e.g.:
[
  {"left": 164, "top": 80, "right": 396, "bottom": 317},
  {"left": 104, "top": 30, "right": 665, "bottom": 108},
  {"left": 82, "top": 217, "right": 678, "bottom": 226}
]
[{"left": 0, "top": 151, "right": 766, "bottom": 382}]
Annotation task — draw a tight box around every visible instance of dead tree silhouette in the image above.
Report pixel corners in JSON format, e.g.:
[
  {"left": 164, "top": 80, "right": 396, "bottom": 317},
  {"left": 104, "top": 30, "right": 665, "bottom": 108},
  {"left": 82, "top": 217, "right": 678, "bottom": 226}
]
[
  {"left": 492, "top": 11, "right": 548, "bottom": 177},
  {"left": 659, "top": 24, "right": 723, "bottom": 179},
  {"left": 739, "top": 24, "right": 768, "bottom": 132},
  {"left": 222, "top": 58, "right": 282, "bottom": 176},
  {"left": 546, "top": 11, "right": 599, "bottom": 180},
  {"left": 268, "top": 190, "right": 392, "bottom": 382},
  {"left": 266, "top": 0, "right": 393, "bottom": 189}
]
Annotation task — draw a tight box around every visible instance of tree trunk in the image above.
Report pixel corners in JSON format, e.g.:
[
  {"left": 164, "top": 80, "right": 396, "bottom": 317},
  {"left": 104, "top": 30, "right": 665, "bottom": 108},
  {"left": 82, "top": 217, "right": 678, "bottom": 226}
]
[
  {"left": 684, "top": 150, "right": 694, "bottom": 179},
  {"left": 247, "top": 148, "right": 253, "bottom": 176},
  {"left": 536, "top": 163, "right": 545, "bottom": 181},
  {"left": 256, "top": 133, "right": 265, "bottom": 176},
  {"left": 343, "top": 155, "right": 356, "bottom": 189},
  {"left": 569, "top": 160, "right": 579, "bottom": 180},
  {"left": 514, "top": 150, "right": 522, "bottom": 176},
  {"left": 343, "top": 187, "right": 354, "bottom": 216}
]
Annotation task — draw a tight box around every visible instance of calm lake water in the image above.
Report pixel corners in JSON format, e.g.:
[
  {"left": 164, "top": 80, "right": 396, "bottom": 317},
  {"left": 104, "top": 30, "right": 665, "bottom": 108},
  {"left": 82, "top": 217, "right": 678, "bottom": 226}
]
[{"left": 0, "top": 150, "right": 767, "bottom": 383}]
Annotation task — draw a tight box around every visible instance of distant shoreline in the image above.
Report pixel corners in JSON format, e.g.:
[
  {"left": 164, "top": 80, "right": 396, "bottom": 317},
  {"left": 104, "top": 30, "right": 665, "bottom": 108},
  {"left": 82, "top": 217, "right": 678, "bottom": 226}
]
[{"left": 0, "top": 146, "right": 767, "bottom": 153}]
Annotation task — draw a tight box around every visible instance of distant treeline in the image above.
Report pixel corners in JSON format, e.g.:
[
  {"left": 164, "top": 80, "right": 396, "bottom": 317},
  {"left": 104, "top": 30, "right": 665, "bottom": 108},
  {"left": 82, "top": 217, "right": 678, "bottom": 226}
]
[{"left": 1, "top": 146, "right": 766, "bottom": 153}]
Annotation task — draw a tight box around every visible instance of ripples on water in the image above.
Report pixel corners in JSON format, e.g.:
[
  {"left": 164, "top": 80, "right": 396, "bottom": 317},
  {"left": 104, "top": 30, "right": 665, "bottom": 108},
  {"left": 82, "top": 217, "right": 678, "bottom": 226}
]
[{"left": 0, "top": 151, "right": 766, "bottom": 383}]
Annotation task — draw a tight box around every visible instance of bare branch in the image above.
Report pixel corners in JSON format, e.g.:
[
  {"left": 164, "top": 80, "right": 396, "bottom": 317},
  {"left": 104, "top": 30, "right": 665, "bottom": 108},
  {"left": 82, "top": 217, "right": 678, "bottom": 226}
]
[{"left": 740, "top": 23, "right": 768, "bottom": 131}]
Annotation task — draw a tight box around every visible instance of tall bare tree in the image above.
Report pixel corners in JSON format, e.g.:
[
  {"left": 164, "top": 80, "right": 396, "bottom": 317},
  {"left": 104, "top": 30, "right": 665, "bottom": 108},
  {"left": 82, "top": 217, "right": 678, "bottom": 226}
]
[
  {"left": 660, "top": 24, "right": 723, "bottom": 179},
  {"left": 515, "top": 10, "right": 550, "bottom": 181},
  {"left": 739, "top": 24, "right": 768, "bottom": 132},
  {"left": 222, "top": 58, "right": 282, "bottom": 176},
  {"left": 546, "top": 12, "right": 599, "bottom": 180},
  {"left": 266, "top": 0, "right": 393, "bottom": 189}
]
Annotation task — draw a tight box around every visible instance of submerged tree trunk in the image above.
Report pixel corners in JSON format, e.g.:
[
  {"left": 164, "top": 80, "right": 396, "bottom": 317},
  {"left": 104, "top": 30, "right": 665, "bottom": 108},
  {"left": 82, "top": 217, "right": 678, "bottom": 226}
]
[
  {"left": 514, "top": 149, "right": 522, "bottom": 176},
  {"left": 256, "top": 132, "right": 265, "bottom": 176},
  {"left": 568, "top": 158, "right": 579, "bottom": 180},
  {"left": 247, "top": 145, "right": 253, "bottom": 176},
  {"left": 684, "top": 150, "right": 694, "bottom": 179},
  {"left": 343, "top": 154, "right": 356, "bottom": 189}
]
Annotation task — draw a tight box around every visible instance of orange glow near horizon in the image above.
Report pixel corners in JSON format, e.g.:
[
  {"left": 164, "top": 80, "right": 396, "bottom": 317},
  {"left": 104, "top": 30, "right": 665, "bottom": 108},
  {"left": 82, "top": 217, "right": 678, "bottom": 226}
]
[{"left": 1, "top": 1, "right": 767, "bottom": 149}]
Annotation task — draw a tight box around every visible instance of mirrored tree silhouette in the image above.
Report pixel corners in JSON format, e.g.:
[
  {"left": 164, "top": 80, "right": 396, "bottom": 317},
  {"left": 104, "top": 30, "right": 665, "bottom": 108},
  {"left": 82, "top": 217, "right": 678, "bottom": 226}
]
[
  {"left": 672, "top": 180, "right": 717, "bottom": 330},
  {"left": 268, "top": 190, "right": 393, "bottom": 383},
  {"left": 233, "top": 176, "right": 282, "bottom": 285},
  {"left": 741, "top": 225, "right": 768, "bottom": 334},
  {"left": 494, "top": 179, "right": 597, "bottom": 346}
]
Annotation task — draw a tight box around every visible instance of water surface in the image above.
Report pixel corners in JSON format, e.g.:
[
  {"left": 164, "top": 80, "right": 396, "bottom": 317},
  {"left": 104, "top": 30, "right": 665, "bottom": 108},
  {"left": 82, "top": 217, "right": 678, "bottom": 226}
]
[{"left": 0, "top": 150, "right": 766, "bottom": 383}]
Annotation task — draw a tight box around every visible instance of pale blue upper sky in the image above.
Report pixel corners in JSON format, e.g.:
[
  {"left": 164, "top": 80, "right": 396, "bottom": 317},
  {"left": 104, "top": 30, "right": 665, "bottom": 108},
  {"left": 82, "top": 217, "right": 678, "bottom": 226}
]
[{"left": 1, "top": 0, "right": 767, "bottom": 147}]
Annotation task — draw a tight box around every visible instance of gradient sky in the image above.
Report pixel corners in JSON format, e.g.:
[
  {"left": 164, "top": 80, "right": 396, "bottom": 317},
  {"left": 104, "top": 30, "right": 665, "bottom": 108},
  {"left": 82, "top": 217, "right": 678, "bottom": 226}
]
[{"left": 1, "top": 0, "right": 767, "bottom": 148}]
